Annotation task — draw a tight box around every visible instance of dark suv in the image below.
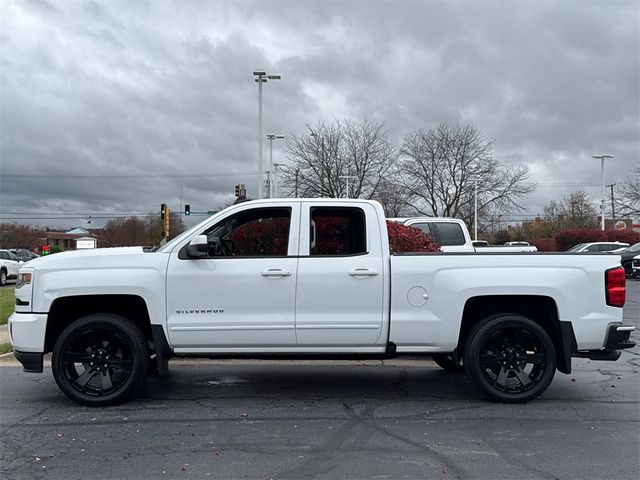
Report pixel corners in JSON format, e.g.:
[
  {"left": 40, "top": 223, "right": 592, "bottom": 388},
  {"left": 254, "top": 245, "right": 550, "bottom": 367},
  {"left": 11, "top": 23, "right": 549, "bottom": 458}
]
[
  {"left": 10, "top": 249, "right": 39, "bottom": 262},
  {"left": 619, "top": 242, "right": 640, "bottom": 278}
]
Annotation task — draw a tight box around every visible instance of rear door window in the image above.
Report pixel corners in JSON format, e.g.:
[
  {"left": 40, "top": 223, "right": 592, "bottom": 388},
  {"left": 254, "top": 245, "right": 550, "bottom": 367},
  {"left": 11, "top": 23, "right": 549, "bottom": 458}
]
[{"left": 310, "top": 207, "right": 366, "bottom": 256}]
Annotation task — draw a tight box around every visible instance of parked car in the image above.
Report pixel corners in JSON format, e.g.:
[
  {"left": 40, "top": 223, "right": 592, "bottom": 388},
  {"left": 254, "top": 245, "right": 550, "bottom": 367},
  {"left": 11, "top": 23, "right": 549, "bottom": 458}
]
[
  {"left": 619, "top": 242, "right": 640, "bottom": 278},
  {"left": 389, "top": 218, "right": 537, "bottom": 252},
  {"left": 472, "top": 240, "right": 489, "bottom": 247},
  {"left": 0, "top": 249, "right": 21, "bottom": 286},
  {"left": 631, "top": 254, "right": 640, "bottom": 279},
  {"left": 567, "top": 242, "right": 630, "bottom": 253},
  {"left": 10, "top": 249, "right": 39, "bottom": 262},
  {"left": 505, "top": 241, "right": 530, "bottom": 246}
]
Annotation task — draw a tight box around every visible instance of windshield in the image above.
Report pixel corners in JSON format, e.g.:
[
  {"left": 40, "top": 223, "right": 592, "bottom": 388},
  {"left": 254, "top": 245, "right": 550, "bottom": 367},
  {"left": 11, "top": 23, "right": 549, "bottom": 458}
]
[
  {"left": 624, "top": 242, "right": 640, "bottom": 253},
  {"left": 567, "top": 243, "right": 587, "bottom": 252},
  {"left": 156, "top": 209, "right": 229, "bottom": 253}
]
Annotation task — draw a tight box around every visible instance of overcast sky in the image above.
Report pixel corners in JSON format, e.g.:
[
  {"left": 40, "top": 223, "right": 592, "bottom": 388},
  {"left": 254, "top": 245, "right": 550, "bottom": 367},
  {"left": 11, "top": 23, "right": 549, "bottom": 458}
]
[{"left": 1, "top": 0, "right": 638, "bottom": 229}]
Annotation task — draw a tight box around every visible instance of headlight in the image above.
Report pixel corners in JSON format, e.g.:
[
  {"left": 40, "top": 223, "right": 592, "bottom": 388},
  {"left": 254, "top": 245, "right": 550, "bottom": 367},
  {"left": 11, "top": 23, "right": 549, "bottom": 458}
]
[{"left": 16, "top": 272, "right": 32, "bottom": 289}]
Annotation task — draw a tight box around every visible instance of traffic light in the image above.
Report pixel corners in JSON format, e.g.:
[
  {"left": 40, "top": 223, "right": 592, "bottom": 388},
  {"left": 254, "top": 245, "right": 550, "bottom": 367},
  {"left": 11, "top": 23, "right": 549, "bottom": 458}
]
[
  {"left": 42, "top": 245, "right": 50, "bottom": 256},
  {"left": 234, "top": 184, "right": 246, "bottom": 198},
  {"left": 160, "top": 203, "right": 166, "bottom": 220},
  {"left": 163, "top": 206, "right": 171, "bottom": 238},
  {"left": 184, "top": 204, "right": 191, "bottom": 216}
]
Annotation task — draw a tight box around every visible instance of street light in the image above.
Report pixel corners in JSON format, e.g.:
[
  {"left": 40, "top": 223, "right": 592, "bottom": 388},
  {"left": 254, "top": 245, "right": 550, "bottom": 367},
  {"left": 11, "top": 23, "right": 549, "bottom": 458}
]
[
  {"left": 592, "top": 154, "right": 615, "bottom": 230},
  {"left": 339, "top": 172, "right": 356, "bottom": 198},
  {"left": 254, "top": 70, "right": 281, "bottom": 198},
  {"left": 267, "top": 134, "right": 285, "bottom": 198},
  {"left": 273, "top": 162, "right": 285, "bottom": 198}
]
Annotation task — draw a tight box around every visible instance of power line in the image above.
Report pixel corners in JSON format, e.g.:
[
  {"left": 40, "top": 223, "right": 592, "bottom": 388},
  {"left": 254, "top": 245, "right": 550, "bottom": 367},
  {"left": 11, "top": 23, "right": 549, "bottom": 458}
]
[{"left": 0, "top": 171, "right": 259, "bottom": 179}]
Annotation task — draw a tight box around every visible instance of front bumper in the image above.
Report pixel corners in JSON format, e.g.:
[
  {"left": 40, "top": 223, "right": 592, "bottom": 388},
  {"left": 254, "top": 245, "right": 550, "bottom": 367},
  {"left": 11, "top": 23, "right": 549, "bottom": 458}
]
[
  {"left": 8, "top": 312, "right": 47, "bottom": 352},
  {"left": 8, "top": 312, "right": 47, "bottom": 373},
  {"left": 13, "top": 350, "right": 43, "bottom": 373}
]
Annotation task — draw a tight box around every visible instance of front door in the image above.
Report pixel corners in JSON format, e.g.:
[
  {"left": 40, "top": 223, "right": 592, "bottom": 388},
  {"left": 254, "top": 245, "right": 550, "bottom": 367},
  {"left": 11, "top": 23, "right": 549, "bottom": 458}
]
[{"left": 166, "top": 204, "right": 300, "bottom": 350}]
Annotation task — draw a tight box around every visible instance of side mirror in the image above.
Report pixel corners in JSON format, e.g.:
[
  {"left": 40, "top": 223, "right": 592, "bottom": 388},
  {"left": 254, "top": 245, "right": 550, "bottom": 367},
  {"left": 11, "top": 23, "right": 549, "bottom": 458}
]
[{"left": 186, "top": 235, "right": 208, "bottom": 258}]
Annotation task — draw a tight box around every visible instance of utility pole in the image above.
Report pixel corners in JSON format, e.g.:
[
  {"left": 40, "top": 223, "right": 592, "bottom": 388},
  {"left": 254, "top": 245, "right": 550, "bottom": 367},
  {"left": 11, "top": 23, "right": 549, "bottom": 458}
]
[
  {"left": 592, "top": 154, "right": 615, "bottom": 230},
  {"left": 339, "top": 172, "right": 356, "bottom": 198},
  {"left": 606, "top": 183, "right": 616, "bottom": 221}
]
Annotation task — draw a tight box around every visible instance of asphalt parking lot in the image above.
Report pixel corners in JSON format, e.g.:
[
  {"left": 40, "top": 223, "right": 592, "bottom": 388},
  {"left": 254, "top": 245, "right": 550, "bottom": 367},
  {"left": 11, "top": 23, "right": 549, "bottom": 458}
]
[{"left": 0, "top": 280, "right": 638, "bottom": 479}]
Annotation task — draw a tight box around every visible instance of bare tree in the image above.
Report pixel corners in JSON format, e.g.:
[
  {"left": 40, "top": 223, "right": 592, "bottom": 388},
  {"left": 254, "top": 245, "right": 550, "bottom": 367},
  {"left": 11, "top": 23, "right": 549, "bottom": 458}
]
[
  {"left": 399, "top": 123, "right": 534, "bottom": 226},
  {"left": 536, "top": 191, "right": 598, "bottom": 234},
  {"left": 0, "top": 223, "right": 43, "bottom": 249},
  {"left": 371, "top": 176, "right": 413, "bottom": 217},
  {"left": 281, "top": 119, "right": 398, "bottom": 199},
  {"left": 617, "top": 165, "right": 640, "bottom": 218},
  {"left": 556, "top": 191, "right": 598, "bottom": 229},
  {"left": 104, "top": 213, "right": 186, "bottom": 247}
]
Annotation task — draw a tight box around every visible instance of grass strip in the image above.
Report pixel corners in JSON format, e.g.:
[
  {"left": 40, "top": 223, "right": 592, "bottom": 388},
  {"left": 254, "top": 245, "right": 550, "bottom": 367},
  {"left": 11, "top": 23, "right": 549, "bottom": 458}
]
[{"left": 0, "top": 287, "right": 15, "bottom": 326}]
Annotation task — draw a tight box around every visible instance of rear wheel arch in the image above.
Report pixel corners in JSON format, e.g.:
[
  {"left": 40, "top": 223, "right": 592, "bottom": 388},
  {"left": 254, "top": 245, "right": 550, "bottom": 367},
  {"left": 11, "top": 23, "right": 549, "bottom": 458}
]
[{"left": 457, "top": 295, "right": 572, "bottom": 374}]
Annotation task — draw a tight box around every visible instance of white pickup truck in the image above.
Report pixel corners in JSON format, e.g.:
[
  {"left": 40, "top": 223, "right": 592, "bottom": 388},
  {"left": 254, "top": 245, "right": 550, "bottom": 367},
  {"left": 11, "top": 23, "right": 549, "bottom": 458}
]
[
  {"left": 9, "top": 199, "right": 634, "bottom": 406},
  {"left": 390, "top": 217, "right": 537, "bottom": 253}
]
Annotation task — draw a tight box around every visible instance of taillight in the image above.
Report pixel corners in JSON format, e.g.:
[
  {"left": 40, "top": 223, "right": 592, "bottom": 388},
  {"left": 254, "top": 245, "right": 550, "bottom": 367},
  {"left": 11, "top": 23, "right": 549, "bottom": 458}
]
[{"left": 605, "top": 267, "right": 626, "bottom": 307}]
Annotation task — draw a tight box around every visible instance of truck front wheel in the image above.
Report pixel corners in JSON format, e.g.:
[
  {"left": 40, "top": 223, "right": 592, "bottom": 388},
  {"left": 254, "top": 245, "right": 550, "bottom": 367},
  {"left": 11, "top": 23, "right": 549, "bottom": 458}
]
[
  {"left": 52, "top": 313, "right": 149, "bottom": 406},
  {"left": 431, "top": 353, "right": 464, "bottom": 373},
  {"left": 464, "top": 314, "right": 556, "bottom": 403}
]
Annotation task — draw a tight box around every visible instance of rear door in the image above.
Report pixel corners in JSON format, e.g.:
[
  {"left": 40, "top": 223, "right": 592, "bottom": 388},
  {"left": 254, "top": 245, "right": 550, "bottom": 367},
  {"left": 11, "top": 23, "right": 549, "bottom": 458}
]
[{"left": 295, "top": 203, "right": 386, "bottom": 347}]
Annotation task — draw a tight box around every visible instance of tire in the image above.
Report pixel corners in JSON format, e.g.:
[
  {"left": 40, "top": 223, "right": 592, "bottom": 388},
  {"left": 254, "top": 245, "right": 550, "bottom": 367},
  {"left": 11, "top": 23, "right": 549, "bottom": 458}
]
[
  {"left": 0, "top": 270, "right": 6, "bottom": 286},
  {"left": 52, "top": 313, "right": 149, "bottom": 406},
  {"left": 431, "top": 353, "right": 465, "bottom": 373},
  {"left": 464, "top": 314, "right": 556, "bottom": 403}
]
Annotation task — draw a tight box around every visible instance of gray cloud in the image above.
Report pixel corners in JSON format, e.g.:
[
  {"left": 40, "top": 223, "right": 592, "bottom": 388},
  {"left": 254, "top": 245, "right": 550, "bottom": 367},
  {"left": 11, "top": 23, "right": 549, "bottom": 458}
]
[{"left": 1, "top": 0, "right": 638, "bottom": 229}]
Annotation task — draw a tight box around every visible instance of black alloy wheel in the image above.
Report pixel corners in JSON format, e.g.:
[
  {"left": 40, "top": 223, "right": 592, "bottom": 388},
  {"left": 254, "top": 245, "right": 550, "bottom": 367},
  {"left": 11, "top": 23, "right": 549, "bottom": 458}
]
[
  {"left": 52, "top": 314, "right": 148, "bottom": 406},
  {"left": 431, "top": 353, "right": 465, "bottom": 373},
  {"left": 464, "top": 314, "right": 556, "bottom": 403}
]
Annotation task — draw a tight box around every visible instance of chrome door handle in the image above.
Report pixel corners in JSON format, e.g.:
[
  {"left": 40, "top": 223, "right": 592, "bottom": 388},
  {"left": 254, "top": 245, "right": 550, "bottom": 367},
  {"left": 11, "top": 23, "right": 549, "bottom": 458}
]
[
  {"left": 261, "top": 269, "right": 292, "bottom": 277},
  {"left": 348, "top": 268, "right": 379, "bottom": 277}
]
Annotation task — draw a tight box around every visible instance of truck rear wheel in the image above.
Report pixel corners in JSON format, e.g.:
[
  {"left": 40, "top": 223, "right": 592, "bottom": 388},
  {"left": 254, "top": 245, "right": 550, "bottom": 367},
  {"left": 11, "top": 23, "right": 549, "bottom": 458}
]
[
  {"left": 52, "top": 313, "right": 148, "bottom": 406},
  {"left": 464, "top": 314, "right": 556, "bottom": 403}
]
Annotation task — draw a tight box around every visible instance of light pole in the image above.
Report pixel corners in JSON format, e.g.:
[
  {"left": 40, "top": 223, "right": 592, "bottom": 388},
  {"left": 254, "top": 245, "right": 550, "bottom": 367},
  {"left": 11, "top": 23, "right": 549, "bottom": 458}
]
[
  {"left": 339, "top": 172, "right": 356, "bottom": 198},
  {"left": 473, "top": 178, "right": 478, "bottom": 241},
  {"left": 592, "top": 154, "right": 615, "bottom": 230},
  {"left": 267, "top": 134, "right": 285, "bottom": 198},
  {"left": 273, "top": 162, "right": 285, "bottom": 198},
  {"left": 253, "top": 70, "right": 281, "bottom": 198}
]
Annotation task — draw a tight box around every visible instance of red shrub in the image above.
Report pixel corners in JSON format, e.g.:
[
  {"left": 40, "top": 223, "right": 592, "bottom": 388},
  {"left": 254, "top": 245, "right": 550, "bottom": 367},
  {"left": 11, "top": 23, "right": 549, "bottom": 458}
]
[
  {"left": 529, "top": 238, "right": 556, "bottom": 252},
  {"left": 555, "top": 228, "right": 640, "bottom": 251},
  {"left": 555, "top": 229, "right": 607, "bottom": 251},
  {"left": 606, "top": 230, "right": 640, "bottom": 245},
  {"left": 386, "top": 221, "right": 440, "bottom": 253}
]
